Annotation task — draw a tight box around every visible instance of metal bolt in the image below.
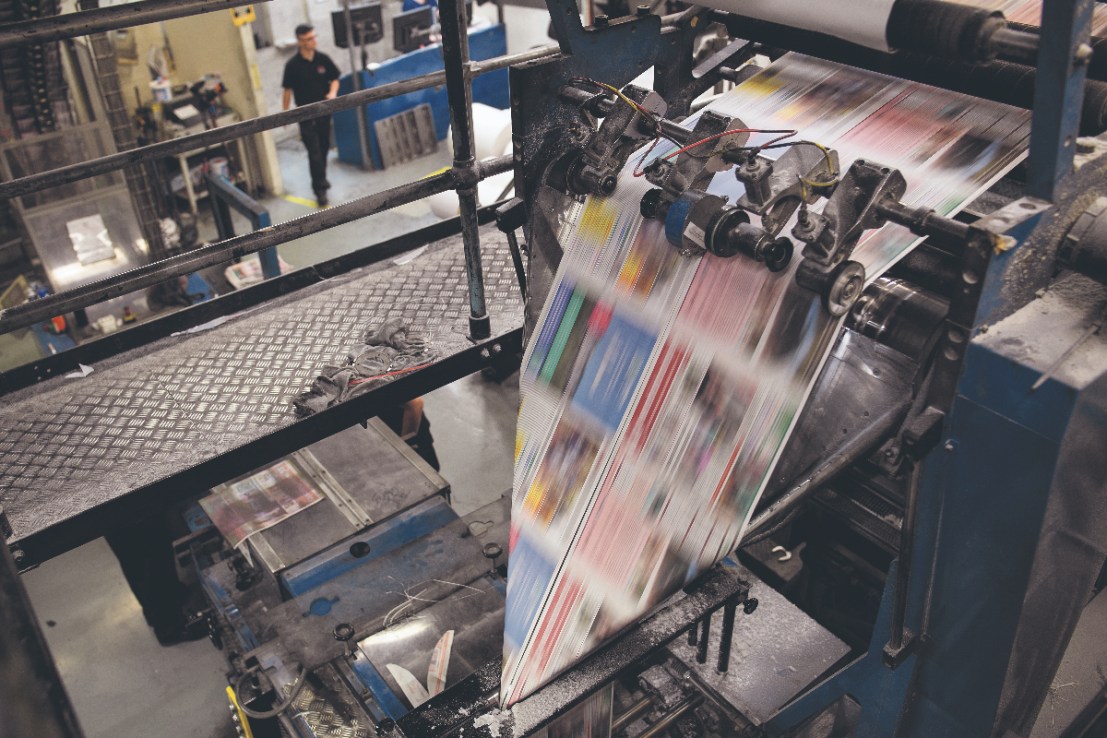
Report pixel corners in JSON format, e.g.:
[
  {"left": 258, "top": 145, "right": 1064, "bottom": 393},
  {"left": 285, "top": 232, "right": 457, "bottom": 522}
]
[
  {"left": 594, "top": 13, "right": 609, "bottom": 26},
  {"left": 11, "top": 548, "right": 24, "bottom": 564},
  {"left": 743, "top": 597, "right": 759, "bottom": 615},
  {"left": 637, "top": 3, "right": 650, "bottom": 15}
]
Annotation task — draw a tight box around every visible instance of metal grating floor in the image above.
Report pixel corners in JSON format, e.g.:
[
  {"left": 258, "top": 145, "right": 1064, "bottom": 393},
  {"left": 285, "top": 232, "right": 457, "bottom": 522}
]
[{"left": 0, "top": 228, "right": 522, "bottom": 546}]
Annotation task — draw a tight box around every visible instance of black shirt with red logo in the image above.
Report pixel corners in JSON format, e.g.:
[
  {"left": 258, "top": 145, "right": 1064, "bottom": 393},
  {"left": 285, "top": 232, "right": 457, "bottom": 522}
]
[{"left": 281, "top": 51, "right": 340, "bottom": 106}]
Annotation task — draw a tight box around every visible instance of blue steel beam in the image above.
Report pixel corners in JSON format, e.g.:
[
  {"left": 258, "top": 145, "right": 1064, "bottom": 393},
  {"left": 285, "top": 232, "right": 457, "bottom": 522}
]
[{"left": 1027, "top": 0, "right": 1094, "bottom": 200}]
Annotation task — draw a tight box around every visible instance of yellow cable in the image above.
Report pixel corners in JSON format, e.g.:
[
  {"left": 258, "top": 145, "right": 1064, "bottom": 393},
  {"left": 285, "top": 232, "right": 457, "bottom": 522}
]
[{"left": 226, "top": 685, "right": 256, "bottom": 738}]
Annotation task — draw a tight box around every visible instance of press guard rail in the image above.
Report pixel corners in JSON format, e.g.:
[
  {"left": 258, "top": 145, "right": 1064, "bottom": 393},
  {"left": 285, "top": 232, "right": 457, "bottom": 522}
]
[
  {"left": 0, "top": 0, "right": 267, "bottom": 50},
  {"left": 0, "top": 44, "right": 560, "bottom": 202},
  {"left": 0, "top": 156, "right": 512, "bottom": 334}
]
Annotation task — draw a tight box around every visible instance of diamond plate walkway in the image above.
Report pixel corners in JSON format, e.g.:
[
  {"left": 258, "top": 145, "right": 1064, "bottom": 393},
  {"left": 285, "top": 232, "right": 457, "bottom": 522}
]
[{"left": 0, "top": 228, "right": 523, "bottom": 566}]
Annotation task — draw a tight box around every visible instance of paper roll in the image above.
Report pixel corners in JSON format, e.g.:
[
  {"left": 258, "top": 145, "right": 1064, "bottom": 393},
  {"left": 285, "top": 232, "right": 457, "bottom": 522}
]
[
  {"left": 447, "top": 102, "right": 512, "bottom": 161},
  {"left": 691, "top": 0, "right": 896, "bottom": 51},
  {"left": 430, "top": 135, "right": 515, "bottom": 218}
]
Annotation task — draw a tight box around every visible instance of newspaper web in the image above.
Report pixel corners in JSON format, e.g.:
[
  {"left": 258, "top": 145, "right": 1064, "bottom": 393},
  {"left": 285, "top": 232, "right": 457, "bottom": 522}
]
[{"left": 503, "top": 54, "right": 1030, "bottom": 706}]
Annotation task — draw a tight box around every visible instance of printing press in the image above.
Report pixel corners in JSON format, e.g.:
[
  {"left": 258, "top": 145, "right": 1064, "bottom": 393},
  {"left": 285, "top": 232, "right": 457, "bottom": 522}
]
[{"left": 2, "top": 1, "right": 1107, "bottom": 737}]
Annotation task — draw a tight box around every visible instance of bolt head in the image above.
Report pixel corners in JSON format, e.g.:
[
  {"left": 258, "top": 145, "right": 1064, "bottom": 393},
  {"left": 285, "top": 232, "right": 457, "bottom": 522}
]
[{"left": 743, "top": 597, "right": 759, "bottom": 614}]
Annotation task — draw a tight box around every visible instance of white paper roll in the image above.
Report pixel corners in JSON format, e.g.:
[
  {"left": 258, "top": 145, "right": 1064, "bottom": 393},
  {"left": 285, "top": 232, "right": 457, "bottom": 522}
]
[
  {"left": 432, "top": 122, "right": 515, "bottom": 218},
  {"left": 691, "top": 0, "right": 895, "bottom": 51},
  {"left": 449, "top": 102, "right": 513, "bottom": 161}
]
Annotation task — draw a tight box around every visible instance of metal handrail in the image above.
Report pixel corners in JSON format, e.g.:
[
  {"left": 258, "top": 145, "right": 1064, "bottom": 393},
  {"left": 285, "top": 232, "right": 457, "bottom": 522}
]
[
  {"left": 0, "top": 45, "right": 559, "bottom": 201},
  {"left": 0, "top": 0, "right": 267, "bottom": 50},
  {"left": 0, "top": 156, "right": 512, "bottom": 333}
]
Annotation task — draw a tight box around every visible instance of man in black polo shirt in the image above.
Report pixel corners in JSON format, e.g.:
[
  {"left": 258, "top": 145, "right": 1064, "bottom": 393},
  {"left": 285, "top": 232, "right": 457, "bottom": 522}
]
[{"left": 282, "top": 24, "right": 340, "bottom": 206}]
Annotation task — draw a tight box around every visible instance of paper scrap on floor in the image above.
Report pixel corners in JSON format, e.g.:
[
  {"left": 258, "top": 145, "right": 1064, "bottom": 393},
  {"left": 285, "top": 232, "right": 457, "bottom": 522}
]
[{"left": 502, "top": 53, "right": 1030, "bottom": 706}]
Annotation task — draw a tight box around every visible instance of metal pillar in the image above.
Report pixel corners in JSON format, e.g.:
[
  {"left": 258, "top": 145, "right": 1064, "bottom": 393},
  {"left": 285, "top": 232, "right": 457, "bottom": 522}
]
[
  {"left": 341, "top": 0, "right": 374, "bottom": 172},
  {"left": 1027, "top": 0, "right": 1094, "bottom": 200},
  {"left": 439, "top": 0, "right": 491, "bottom": 339}
]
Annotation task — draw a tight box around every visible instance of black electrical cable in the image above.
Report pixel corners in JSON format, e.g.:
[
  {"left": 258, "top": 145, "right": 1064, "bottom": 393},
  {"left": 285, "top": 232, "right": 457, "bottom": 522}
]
[{"left": 234, "top": 666, "right": 308, "bottom": 720}]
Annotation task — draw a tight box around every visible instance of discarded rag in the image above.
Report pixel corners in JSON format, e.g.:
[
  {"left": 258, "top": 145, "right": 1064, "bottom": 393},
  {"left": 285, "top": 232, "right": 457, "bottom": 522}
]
[{"left": 293, "top": 318, "right": 435, "bottom": 416}]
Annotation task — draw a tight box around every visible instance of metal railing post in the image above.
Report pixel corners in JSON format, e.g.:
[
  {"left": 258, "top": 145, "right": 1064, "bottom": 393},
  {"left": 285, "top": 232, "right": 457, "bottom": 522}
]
[
  {"left": 439, "top": 0, "right": 491, "bottom": 339},
  {"left": 341, "top": 0, "right": 375, "bottom": 171}
]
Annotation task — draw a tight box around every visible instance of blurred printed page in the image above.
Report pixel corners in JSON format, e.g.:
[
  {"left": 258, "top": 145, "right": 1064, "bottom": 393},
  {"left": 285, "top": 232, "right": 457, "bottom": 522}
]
[{"left": 502, "top": 54, "right": 1030, "bottom": 706}]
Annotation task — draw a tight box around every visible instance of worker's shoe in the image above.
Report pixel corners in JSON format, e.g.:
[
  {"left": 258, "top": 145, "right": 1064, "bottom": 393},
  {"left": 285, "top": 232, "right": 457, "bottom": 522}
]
[
  {"left": 154, "top": 617, "right": 208, "bottom": 647},
  {"left": 316, "top": 193, "right": 328, "bottom": 207}
]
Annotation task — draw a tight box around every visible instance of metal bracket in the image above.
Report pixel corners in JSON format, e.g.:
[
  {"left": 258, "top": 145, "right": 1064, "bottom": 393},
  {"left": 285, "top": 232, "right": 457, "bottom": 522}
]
[
  {"left": 737, "top": 143, "right": 840, "bottom": 235},
  {"left": 794, "top": 159, "right": 907, "bottom": 267},
  {"left": 882, "top": 627, "right": 917, "bottom": 669}
]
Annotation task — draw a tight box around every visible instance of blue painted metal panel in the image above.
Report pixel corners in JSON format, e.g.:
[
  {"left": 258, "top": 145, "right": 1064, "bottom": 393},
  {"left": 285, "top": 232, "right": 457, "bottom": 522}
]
[
  {"left": 902, "top": 392, "right": 1065, "bottom": 737},
  {"left": 280, "top": 496, "right": 458, "bottom": 597},
  {"left": 334, "top": 24, "right": 509, "bottom": 169},
  {"left": 767, "top": 561, "right": 918, "bottom": 737},
  {"left": 31, "top": 323, "right": 76, "bottom": 355},
  {"left": 958, "top": 342, "right": 1079, "bottom": 444},
  {"left": 351, "top": 652, "right": 410, "bottom": 720},
  {"left": 973, "top": 206, "right": 1046, "bottom": 326},
  {"left": 1027, "top": 0, "right": 1093, "bottom": 200},
  {"left": 201, "top": 570, "right": 260, "bottom": 651}
]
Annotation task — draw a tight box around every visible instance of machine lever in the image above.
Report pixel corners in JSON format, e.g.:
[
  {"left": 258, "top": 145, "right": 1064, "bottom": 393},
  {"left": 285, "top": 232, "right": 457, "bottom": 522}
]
[{"left": 495, "top": 198, "right": 529, "bottom": 298}]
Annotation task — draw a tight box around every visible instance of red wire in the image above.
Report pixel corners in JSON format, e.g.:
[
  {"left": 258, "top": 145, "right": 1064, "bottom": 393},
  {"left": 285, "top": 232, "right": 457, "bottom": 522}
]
[
  {"left": 349, "top": 361, "right": 433, "bottom": 386},
  {"left": 632, "top": 137, "right": 662, "bottom": 177},
  {"left": 662, "top": 127, "right": 798, "bottom": 160}
]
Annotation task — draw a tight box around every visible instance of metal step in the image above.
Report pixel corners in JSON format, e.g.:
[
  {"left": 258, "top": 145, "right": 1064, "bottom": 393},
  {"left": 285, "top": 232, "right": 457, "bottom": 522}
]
[{"left": 0, "top": 228, "right": 523, "bottom": 568}]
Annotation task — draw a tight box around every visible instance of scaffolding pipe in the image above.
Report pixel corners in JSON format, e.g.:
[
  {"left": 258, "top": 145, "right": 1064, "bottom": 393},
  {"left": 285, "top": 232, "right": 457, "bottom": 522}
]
[
  {"left": 0, "top": 157, "right": 512, "bottom": 334},
  {"left": 439, "top": 0, "right": 490, "bottom": 339},
  {"left": 0, "top": 44, "right": 560, "bottom": 201},
  {"left": 0, "top": 0, "right": 268, "bottom": 50}
]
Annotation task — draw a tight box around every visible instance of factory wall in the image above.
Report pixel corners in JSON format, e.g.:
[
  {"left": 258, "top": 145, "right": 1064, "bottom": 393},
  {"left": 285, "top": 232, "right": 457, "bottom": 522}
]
[
  {"left": 99, "top": 14, "right": 281, "bottom": 196},
  {"left": 161, "top": 12, "right": 283, "bottom": 195}
]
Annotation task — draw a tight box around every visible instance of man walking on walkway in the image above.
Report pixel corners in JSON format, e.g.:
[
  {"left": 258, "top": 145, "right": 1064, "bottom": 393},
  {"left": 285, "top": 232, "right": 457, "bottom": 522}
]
[{"left": 282, "top": 24, "right": 340, "bottom": 206}]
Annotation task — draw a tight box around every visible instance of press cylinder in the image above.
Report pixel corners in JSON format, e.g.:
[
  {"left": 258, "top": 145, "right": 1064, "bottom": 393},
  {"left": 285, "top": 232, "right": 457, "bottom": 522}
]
[{"left": 1060, "top": 196, "right": 1107, "bottom": 286}]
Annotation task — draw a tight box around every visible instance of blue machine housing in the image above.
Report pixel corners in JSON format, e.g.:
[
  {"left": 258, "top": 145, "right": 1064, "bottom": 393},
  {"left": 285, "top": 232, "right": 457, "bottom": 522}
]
[{"left": 334, "top": 24, "right": 510, "bottom": 169}]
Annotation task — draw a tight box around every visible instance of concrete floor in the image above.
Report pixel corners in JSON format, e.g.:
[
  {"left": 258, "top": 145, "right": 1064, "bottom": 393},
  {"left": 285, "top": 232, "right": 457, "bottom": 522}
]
[{"left": 19, "top": 137, "right": 520, "bottom": 738}]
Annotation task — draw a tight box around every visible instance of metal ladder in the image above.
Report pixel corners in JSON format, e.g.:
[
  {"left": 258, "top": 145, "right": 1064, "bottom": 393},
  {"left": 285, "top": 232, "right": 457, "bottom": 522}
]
[{"left": 86, "top": 30, "right": 169, "bottom": 260}]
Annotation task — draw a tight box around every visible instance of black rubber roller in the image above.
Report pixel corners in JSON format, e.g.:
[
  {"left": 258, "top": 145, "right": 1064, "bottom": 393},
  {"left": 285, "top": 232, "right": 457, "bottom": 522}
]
[
  {"left": 796, "top": 259, "right": 867, "bottom": 316},
  {"left": 887, "top": 0, "right": 1004, "bottom": 62}
]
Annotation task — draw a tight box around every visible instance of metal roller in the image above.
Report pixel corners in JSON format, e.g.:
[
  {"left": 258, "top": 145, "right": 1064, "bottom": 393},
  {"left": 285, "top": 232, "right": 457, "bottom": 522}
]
[{"left": 848, "top": 276, "right": 950, "bottom": 364}]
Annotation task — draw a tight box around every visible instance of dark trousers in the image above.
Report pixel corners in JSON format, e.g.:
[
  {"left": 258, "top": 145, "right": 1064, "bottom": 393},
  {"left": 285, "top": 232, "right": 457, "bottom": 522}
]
[
  {"left": 105, "top": 515, "right": 187, "bottom": 639},
  {"left": 299, "top": 116, "right": 332, "bottom": 195}
]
